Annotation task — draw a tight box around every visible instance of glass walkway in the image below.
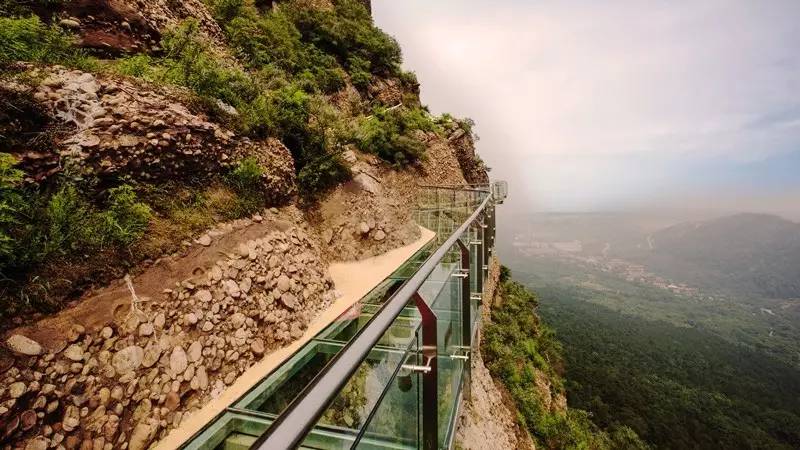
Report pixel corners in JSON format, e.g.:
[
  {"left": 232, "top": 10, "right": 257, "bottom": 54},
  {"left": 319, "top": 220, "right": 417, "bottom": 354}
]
[{"left": 181, "top": 182, "right": 507, "bottom": 450}]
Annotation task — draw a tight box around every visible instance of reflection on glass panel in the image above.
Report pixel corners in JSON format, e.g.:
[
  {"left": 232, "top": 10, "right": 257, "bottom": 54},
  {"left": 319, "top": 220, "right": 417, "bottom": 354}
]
[
  {"left": 235, "top": 340, "right": 342, "bottom": 414},
  {"left": 353, "top": 333, "right": 421, "bottom": 450},
  {"left": 312, "top": 326, "right": 417, "bottom": 435},
  {"left": 427, "top": 259, "right": 465, "bottom": 448},
  {"left": 183, "top": 412, "right": 271, "bottom": 450}
]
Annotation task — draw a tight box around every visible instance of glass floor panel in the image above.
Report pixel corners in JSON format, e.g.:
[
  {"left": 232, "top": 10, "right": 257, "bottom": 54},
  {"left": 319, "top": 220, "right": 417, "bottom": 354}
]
[{"left": 183, "top": 410, "right": 416, "bottom": 450}]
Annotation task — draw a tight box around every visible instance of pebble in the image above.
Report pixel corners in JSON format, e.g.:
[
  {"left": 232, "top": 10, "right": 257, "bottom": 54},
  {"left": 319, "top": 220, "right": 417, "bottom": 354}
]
[
  {"left": 112, "top": 346, "right": 144, "bottom": 374},
  {"left": 170, "top": 346, "right": 188, "bottom": 374},
  {"left": 64, "top": 344, "right": 84, "bottom": 361},
  {"left": 187, "top": 342, "right": 202, "bottom": 363},
  {"left": 9, "top": 382, "right": 26, "bottom": 398},
  {"left": 138, "top": 323, "right": 154, "bottom": 337},
  {"left": 6, "top": 334, "right": 43, "bottom": 356}
]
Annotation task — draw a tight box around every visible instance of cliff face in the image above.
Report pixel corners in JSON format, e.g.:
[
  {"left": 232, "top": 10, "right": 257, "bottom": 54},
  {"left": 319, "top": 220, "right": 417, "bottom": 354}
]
[
  {"left": 0, "top": 0, "right": 488, "bottom": 448},
  {"left": 455, "top": 258, "right": 538, "bottom": 450}
]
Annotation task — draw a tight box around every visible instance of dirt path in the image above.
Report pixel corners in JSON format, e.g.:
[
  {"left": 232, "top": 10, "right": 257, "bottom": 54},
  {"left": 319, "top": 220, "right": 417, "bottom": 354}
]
[{"left": 154, "top": 226, "right": 435, "bottom": 449}]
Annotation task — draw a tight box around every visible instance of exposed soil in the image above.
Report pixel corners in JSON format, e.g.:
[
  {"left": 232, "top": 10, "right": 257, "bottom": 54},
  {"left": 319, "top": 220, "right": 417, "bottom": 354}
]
[{"left": 4, "top": 211, "right": 294, "bottom": 353}]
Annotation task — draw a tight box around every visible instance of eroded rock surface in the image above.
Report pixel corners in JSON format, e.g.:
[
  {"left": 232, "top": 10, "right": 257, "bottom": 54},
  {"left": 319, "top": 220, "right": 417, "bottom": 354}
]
[{"left": 45, "top": 0, "right": 226, "bottom": 55}]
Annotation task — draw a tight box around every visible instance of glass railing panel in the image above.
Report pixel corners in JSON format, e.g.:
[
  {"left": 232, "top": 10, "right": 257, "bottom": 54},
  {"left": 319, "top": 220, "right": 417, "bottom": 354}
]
[
  {"left": 310, "top": 314, "right": 420, "bottom": 434},
  {"left": 181, "top": 409, "right": 371, "bottom": 450},
  {"left": 182, "top": 411, "right": 271, "bottom": 450},
  {"left": 352, "top": 329, "right": 422, "bottom": 450},
  {"left": 234, "top": 340, "right": 344, "bottom": 414},
  {"left": 319, "top": 309, "right": 421, "bottom": 350},
  {"left": 425, "top": 248, "right": 465, "bottom": 449}
]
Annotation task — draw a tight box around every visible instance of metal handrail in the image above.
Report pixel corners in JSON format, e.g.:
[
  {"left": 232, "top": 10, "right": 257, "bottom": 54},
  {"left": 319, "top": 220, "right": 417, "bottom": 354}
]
[
  {"left": 250, "top": 192, "right": 494, "bottom": 450},
  {"left": 417, "top": 184, "right": 490, "bottom": 192}
]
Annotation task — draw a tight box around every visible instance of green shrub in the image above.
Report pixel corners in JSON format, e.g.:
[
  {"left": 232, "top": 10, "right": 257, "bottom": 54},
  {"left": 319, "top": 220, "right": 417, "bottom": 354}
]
[
  {"left": 1, "top": 180, "right": 152, "bottom": 273},
  {"left": 297, "top": 154, "right": 351, "bottom": 198},
  {"left": 209, "top": 0, "right": 248, "bottom": 25},
  {"left": 226, "top": 9, "right": 306, "bottom": 71},
  {"left": 288, "top": 0, "right": 402, "bottom": 75},
  {"left": 225, "top": 8, "right": 346, "bottom": 94},
  {"left": 397, "top": 70, "right": 418, "bottom": 88},
  {"left": 299, "top": 49, "right": 347, "bottom": 93},
  {"left": 346, "top": 55, "right": 372, "bottom": 89},
  {"left": 499, "top": 264, "right": 512, "bottom": 282},
  {"left": 239, "top": 83, "right": 311, "bottom": 143},
  {"left": 225, "top": 157, "right": 264, "bottom": 194},
  {"left": 43, "top": 184, "right": 97, "bottom": 256},
  {"left": 161, "top": 20, "right": 259, "bottom": 108},
  {"left": 355, "top": 107, "right": 435, "bottom": 166},
  {"left": 0, "top": 153, "right": 23, "bottom": 258},
  {"left": 222, "top": 157, "right": 269, "bottom": 216},
  {"left": 0, "top": 16, "right": 95, "bottom": 69},
  {"left": 100, "top": 185, "right": 152, "bottom": 246},
  {"left": 114, "top": 54, "right": 163, "bottom": 79}
]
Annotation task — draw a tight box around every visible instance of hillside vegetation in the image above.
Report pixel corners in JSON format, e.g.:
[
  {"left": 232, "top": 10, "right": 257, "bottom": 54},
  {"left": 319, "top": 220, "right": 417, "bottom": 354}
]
[
  {"left": 538, "top": 291, "right": 800, "bottom": 449},
  {"left": 483, "top": 271, "right": 648, "bottom": 449},
  {"left": 0, "top": 0, "right": 478, "bottom": 324}
]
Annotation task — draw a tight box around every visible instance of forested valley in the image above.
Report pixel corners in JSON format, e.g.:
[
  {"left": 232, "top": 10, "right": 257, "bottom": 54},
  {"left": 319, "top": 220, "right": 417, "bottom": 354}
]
[{"left": 502, "top": 212, "right": 800, "bottom": 449}]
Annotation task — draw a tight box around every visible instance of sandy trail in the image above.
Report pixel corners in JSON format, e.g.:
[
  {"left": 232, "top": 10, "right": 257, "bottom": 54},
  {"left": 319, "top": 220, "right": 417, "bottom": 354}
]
[{"left": 155, "top": 226, "right": 435, "bottom": 449}]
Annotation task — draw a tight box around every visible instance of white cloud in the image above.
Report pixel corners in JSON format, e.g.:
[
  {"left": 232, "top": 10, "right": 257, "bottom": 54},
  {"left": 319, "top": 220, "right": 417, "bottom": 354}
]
[{"left": 373, "top": 0, "right": 800, "bottom": 210}]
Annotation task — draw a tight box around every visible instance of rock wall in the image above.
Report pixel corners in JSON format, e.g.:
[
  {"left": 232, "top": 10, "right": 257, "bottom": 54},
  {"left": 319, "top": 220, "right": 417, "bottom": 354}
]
[
  {"left": 0, "top": 225, "right": 336, "bottom": 450},
  {"left": 446, "top": 125, "right": 489, "bottom": 186},
  {"left": 313, "top": 127, "right": 469, "bottom": 262},
  {"left": 10, "top": 66, "right": 295, "bottom": 201},
  {"left": 47, "top": 0, "right": 226, "bottom": 55}
]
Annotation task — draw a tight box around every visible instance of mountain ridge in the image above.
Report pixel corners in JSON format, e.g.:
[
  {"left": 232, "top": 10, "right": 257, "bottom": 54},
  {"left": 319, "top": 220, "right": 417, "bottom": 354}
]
[{"left": 628, "top": 212, "right": 800, "bottom": 299}]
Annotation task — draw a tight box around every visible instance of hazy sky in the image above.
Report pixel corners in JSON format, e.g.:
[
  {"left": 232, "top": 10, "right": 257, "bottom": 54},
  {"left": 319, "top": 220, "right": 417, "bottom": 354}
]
[{"left": 372, "top": 0, "right": 800, "bottom": 218}]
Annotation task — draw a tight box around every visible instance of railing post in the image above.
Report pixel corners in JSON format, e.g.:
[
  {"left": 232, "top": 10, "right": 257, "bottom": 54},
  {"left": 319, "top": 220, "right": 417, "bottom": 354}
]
[
  {"left": 474, "top": 221, "right": 484, "bottom": 296},
  {"left": 455, "top": 239, "right": 473, "bottom": 403},
  {"left": 413, "top": 293, "right": 438, "bottom": 450},
  {"left": 484, "top": 205, "right": 494, "bottom": 278}
]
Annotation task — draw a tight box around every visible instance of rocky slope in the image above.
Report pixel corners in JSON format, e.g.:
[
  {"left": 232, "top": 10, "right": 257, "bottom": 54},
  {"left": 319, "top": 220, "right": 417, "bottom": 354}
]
[
  {"left": 27, "top": 0, "right": 226, "bottom": 56},
  {"left": 15, "top": 65, "right": 294, "bottom": 199},
  {"left": 0, "top": 0, "right": 489, "bottom": 448},
  {"left": 1, "top": 210, "right": 337, "bottom": 450}
]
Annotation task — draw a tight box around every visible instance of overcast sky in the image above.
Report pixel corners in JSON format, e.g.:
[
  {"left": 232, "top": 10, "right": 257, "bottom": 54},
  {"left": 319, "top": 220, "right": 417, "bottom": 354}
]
[{"left": 372, "top": 0, "right": 800, "bottom": 219}]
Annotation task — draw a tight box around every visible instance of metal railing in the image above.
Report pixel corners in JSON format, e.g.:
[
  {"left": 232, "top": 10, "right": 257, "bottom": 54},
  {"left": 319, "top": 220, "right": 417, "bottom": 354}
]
[
  {"left": 253, "top": 190, "right": 493, "bottom": 450},
  {"left": 181, "top": 183, "right": 505, "bottom": 450}
]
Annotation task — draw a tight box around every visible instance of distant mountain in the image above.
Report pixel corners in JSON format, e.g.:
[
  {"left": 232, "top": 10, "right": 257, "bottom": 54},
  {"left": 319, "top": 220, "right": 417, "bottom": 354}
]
[{"left": 623, "top": 213, "right": 800, "bottom": 299}]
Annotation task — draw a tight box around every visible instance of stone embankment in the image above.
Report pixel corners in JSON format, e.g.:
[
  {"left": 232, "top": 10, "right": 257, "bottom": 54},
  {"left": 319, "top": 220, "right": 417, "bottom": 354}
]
[{"left": 0, "top": 224, "right": 336, "bottom": 450}]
